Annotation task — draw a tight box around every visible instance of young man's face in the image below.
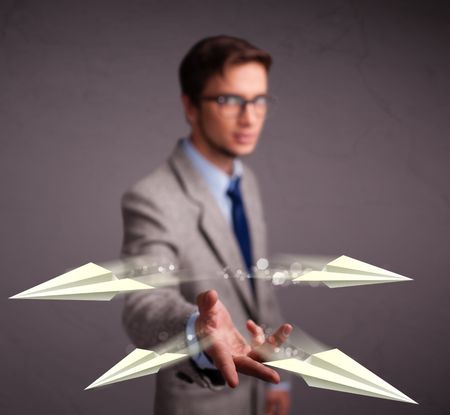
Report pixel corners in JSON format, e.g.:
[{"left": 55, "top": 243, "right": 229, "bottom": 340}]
[{"left": 185, "top": 62, "right": 268, "bottom": 173}]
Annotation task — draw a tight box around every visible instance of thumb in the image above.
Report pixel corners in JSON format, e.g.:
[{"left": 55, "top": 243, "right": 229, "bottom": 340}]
[{"left": 197, "top": 289, "right": 218, "bottom": 314}]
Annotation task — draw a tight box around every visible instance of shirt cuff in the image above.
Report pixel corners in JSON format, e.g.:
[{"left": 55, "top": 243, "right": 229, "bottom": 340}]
[
  {"left": 186, "top": 311, "right": 217, "bottom": 370},
  {"left": 267, "top": 381, "right": 291, "bottom": 391}
]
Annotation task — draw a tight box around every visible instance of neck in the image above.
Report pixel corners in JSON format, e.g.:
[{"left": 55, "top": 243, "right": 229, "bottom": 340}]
[{"left": 190, "top": 134, "right": 234, "bottom": 176}]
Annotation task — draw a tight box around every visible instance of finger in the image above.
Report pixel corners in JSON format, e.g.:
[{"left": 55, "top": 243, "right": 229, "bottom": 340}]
[
  {"left": 265, "top": 399, "right": 277, "bottom": 415},
  {"left": 233, "top": 355, "right": 280, "bottom": 384},
  {"left": 206, "top": 340, "right": 239, "bottom": 388},
  {"left": 246, "top": 319, "right": 265, "bottom": 347},
  {"left": 264, "top": 392, "right": 274, "bottom": 415},
  {"left": 277, "top": 393, "right": 290, "bottom": 415},
  {"left": 248, "top": 344, "right": 272, "bottom": 362},
  {"left": 267, "top": 324, "right": 292, "bottom": 347},
  {"left": 196, "top": 290, "right": 218, "bottom": 314},
  {"left": 266, "top": 391, "right": 290, "bottom": 415},
  {"left": 279, "top": 395, "right": 290, "bottom": 415},
  {"left": 249, "top": 324, "right": 293, "bottom": 361}
]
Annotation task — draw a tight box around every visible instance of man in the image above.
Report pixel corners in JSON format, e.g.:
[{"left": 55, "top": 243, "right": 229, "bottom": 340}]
[{"left": 121, "top": 35, "right": 291, "bottom": 415}]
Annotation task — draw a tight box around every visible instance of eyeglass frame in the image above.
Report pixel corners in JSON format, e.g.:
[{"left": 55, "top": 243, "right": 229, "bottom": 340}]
[{"left": 199, "top": 94, "right": 275, "bottom": 118}]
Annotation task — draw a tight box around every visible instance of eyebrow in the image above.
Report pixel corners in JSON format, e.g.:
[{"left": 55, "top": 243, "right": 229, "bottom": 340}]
[{"left": 206, "top": 92, "right": 269, "bottom": 97}]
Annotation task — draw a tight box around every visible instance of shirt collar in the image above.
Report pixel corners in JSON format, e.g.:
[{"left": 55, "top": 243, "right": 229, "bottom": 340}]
[{"left": 181, "top": 138, "right": 243, "bottom": 199}]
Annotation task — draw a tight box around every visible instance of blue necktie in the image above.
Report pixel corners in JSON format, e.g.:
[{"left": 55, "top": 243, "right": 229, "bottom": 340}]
[{"left": 227, "top": 177, "right": 255, "bottom": 292}]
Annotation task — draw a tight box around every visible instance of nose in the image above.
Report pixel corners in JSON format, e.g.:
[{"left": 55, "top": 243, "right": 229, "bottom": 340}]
[{"left": 237, "top": 102, "right": 258, "bottom": 125}]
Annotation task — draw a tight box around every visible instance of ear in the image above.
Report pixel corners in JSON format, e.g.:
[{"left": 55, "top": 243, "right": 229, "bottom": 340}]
[{"left": 181, "top": 95, "right": 199, "bottom": 125}]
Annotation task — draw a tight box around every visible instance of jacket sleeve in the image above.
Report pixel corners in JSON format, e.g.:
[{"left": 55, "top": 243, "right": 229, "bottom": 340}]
[
  {"left": 120, "top": 188, "right": 225, "bottom": 389},
  {"left": 121, "top": 189, "right": 196, "bottom": 349}
]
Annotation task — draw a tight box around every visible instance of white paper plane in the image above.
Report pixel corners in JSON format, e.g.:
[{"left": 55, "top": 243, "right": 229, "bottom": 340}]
[
  {"left": 292, "top": 255, "right": 412, "bottom": 288},
  {"left": 264, "top": 348, "right": 416, "bottom": 404},
  {"left": 10, "top": 262, "right": 154, "bottom": 301},
  {"left": 85, "top": 348, "right": 188, "bottom": 389},
  {"left": 86, "top": 346, "right": 416, "bottom": 404},
  {"left": 10, "top": 255, "right": 413, "bottom": 301}
]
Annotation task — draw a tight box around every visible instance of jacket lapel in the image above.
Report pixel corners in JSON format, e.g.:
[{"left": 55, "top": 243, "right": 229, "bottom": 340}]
[
  {"left": 241, "top": 168, "right": 266, "bottom": 263},
  {"left": 168, "top": 141, "right": 258, "bottom": 318},
  {"left": 240, "top": 167, "right": 268, "bottom": 317}
]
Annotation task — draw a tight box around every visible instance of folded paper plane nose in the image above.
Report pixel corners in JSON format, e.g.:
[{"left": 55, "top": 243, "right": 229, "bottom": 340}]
[
  {"left": 10, "top": 263, "right": 154, "bottom": 301},
  {"left": 292, "top": 256, "right": 413, "bottom": 288},
  {"left": 85, "top": 349, "right": 188, "bottom": 389},
  {"left": 264, "top": 349, "right": 417, "bottom": 404}
]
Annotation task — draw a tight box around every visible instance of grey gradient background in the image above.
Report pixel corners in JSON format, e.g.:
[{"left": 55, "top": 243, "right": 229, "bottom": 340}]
[{"left": 1, "top": 0, "right": 449, "bottom": 414}]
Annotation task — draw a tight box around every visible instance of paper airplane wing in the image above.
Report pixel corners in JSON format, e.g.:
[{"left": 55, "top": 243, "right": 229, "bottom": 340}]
[
  {"left": 264, "top": 348, "right": 416, "bottom": 404},
  {"left": 85, "top": 349, "right": 188, "bottom": 389},
  {"left": 10, "top": 263, "right": 154, "bottom": 301},
  {"left": 293, "top": 256, "right": 412, "bottom": 288}
]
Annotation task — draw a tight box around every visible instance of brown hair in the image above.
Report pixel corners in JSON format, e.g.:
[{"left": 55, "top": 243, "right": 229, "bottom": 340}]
[{"left": 179, "top": 35, "right": 272, "bottom": 106}]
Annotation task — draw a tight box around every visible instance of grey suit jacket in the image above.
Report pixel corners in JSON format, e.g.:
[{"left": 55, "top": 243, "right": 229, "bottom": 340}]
[{"left": 121, "top": 140, "right": 285, "bottom": 415}]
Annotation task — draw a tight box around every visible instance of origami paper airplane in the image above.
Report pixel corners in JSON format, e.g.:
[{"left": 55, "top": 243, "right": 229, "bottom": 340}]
[
  {"left": 290, "top": 255, "right": 412, "bottom": 288},
  {"left": 85, "top": 346, "right": 416, "bottom": 404},
  {"left": 264, "top": 348, "right": 417, "bottom": 404},
  {"left": 9, "top": 262, "right": 154, "bottom": 301},
  {"left": 85, "top": 348, "right": 187, "bottom": 389},
  {"left": 10, "top": 255, "right": 413, "bottom": 301},
  {"left": 9, "top": 257, "right": 416, "bottom": 403}
]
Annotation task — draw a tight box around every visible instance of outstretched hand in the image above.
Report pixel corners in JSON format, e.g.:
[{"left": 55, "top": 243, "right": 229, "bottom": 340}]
[{"left": 195, "top": 290, "right": 292, "bottom": 388}]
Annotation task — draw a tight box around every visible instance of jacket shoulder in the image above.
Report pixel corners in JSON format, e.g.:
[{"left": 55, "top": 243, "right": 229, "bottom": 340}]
[{"left": 122, "top": 162, "right": 182, "bottom": 208}]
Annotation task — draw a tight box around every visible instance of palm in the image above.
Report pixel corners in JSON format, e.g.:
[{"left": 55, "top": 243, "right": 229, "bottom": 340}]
[
  {"left": 198, "top": 295, "right": 250, "bottom": 354},
  {"left": 196, "top": 290, "right": 292, "bottom": 388}
]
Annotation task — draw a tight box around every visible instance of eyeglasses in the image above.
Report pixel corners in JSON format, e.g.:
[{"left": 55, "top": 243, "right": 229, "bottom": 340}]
[{"left": 200, "top": 94, "right": 274, "bottom": 118}]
